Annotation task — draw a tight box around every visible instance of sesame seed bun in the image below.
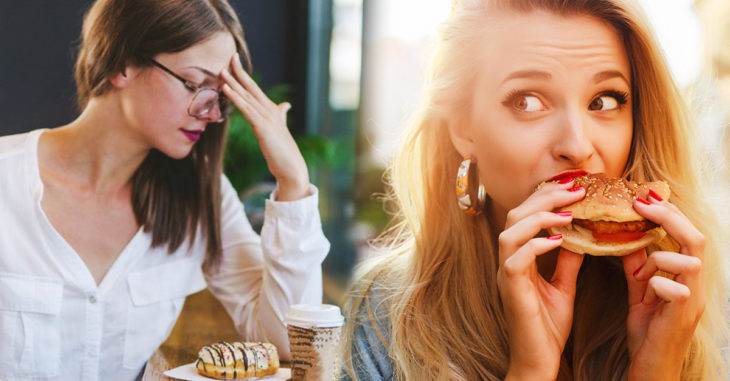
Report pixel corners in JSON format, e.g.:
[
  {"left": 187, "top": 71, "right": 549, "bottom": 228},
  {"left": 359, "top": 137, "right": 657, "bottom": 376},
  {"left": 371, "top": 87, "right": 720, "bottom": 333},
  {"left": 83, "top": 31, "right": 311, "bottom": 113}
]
[{"left": 546, "top": 173, "right": 670, "bottom": 256}]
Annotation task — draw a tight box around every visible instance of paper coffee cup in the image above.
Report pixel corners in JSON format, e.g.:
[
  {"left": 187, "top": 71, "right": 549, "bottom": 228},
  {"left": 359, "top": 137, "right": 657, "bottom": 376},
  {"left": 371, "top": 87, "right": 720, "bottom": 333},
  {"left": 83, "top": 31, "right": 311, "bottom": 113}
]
[{"left": 286, "top": 304, "right": 345, "bottom": 381}]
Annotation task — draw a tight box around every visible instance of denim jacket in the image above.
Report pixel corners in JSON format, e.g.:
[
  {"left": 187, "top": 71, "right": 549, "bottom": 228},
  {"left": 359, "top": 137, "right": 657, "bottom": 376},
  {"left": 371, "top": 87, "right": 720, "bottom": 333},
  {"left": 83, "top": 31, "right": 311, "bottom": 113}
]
[{"left": 341, "top": 284, "right": 395, "bottom": 381}]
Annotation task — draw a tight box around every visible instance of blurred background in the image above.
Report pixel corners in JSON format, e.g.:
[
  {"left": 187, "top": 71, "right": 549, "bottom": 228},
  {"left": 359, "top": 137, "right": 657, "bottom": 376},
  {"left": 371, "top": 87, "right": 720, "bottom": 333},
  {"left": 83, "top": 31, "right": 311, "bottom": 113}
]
[{"left": 0, "top": 0, "right": 728, "bottom": 326}]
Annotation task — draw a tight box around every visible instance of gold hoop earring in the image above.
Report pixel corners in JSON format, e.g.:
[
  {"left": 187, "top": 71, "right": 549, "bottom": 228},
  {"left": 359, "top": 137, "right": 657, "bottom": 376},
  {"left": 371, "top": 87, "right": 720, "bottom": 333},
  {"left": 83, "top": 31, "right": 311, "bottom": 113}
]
[{"left": 456, "top": 155, "right": 486, "bottom": 215}]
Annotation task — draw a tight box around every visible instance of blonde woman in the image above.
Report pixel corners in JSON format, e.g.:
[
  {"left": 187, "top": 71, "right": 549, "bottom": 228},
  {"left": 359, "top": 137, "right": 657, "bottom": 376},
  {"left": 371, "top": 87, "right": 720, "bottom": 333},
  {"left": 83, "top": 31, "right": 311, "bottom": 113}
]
[{"left": 342, "top": 0, "right": 729, "bottom": 380}]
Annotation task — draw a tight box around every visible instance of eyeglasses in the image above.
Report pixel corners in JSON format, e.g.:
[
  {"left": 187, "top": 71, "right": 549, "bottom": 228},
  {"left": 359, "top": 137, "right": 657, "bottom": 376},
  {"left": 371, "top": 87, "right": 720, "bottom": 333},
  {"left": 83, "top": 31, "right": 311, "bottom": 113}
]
[{"left": 147, "top": 58, "right": 229, "bottom": 123}]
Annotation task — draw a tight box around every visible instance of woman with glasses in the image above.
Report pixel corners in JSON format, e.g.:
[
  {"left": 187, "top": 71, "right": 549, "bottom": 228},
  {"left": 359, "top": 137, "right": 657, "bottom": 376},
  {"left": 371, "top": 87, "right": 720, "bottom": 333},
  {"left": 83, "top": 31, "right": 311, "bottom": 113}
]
[{"left": 0, "top": 0, "right": 329, "bottom": 380}]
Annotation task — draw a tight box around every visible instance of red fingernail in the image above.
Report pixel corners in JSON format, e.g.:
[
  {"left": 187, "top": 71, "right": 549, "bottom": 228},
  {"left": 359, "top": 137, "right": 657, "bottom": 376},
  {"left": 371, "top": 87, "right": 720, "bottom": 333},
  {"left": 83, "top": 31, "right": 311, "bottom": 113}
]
[
  {"left": 567, "top": 186, "right": 583, "bottom": 192},
  {"left": 636, "top": 196, "right": 650, "bottom": 205},
  {"left": 558, "top": 177, "right": 574, "bottom": 184},
  {"left": 648, "top": 189, "right": 663, "bottom": 202},
  {"left": 633, "top": 264, "right": 644, "bottom": 277},
  {"left": 555, "top": 211, "right": 572, "bottom": 217},
  {"left": 547, "top": 234, "right": 562, "bottom": 240}
]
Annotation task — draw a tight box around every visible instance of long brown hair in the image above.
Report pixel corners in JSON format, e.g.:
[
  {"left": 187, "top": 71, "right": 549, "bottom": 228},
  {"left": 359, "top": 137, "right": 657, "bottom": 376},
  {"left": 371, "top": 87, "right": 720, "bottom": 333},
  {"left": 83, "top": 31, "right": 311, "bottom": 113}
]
[
  {"left": 74, "top": 0, "right": 252, "bottom": 271},
  {"left": 343, "top": 0, "right": 730, "bottom": 380}
]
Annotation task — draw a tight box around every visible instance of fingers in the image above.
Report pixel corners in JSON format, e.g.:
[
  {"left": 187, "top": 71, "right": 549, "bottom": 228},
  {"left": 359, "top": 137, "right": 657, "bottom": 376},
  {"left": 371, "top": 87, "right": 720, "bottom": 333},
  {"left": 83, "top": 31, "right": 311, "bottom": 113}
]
[
  {"left": 504, "top": 179, "right": 585, "bottom": 230},
  {"left": 498, "top": 211, "right": 573, "bottom": 265},
  {"left": 622, "top": 249, "right": 649, "bottom": 305},
  {"left": 633, "top": 250, "right": 704, "bottom": 319},
  {"left": 277, "top": 102, "right": 292, "bottom": 119},
  {"left": 221, "top": 54, "right": 291, "bottom": 129},
  {"left": 279, "top": 102, "right": 292, "bottom": 113},
  {"left": 550, "top": 248, "right": 585, "bottom": 295},
  {"left": 501, "top": 236, "right": 564, "bottom": 280},
  {"left": 625, "top": 248, "right": 705, "bottom": 327},
  {"left": 499, "top": 177, "right": 586, "bottom": 270},
  {"left": 221, "top": 69, "right": 266, "bottom": 116},
  {"left": 221, "top": 69, "right": 255, "bottom": 105},
  {"left": 221, "top": 83, "right": 264, "bottom": 127},
  {"left": 221, "top": 67, "right": 291, "bottom": 132},
  {"left": 633, "top": 194, "right": 705, "bottom": 259},
  {"left": 641, "top": 275, "right": 690, "bottom": 305},
  {"left": 228, "top": 53, "right": 272, "bottom": 107},
  {"left": 633, "top": 251, "right": 702, "bottom": 285}
]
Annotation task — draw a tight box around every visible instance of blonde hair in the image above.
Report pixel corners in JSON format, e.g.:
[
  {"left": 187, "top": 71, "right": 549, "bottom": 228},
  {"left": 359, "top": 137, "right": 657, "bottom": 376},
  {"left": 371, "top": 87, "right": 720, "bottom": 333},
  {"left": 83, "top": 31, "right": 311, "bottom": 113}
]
[{"left": 343, "top": 0, "right": 730, "bottom": 380}]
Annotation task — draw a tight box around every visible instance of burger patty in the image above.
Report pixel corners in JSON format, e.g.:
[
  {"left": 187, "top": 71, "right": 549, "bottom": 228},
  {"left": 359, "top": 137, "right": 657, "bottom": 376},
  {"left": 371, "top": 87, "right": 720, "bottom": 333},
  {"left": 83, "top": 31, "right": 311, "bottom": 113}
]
[{"left": 574, "top": 219, "right": 658, "bottom": 234}]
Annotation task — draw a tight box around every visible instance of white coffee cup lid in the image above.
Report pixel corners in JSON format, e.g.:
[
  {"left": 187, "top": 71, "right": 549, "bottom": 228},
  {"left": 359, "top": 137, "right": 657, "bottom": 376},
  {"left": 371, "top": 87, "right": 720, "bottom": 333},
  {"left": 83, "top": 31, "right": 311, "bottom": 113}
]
[{"left": 285, "top": 304, "right": 345, "bottom": 328}]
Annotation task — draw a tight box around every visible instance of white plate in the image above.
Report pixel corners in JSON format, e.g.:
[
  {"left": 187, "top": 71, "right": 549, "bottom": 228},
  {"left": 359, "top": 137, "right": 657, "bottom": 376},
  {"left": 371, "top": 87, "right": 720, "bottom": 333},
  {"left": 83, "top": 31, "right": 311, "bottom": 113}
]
[{"left": 163, "top": 362, "right": 291, "bottom": 381}]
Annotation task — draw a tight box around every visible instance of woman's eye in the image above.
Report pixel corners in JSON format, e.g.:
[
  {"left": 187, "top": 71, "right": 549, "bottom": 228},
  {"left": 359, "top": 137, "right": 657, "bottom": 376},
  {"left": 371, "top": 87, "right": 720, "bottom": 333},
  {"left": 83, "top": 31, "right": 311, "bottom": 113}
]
[
  {"left": 589, "top": 95, "right": 619, "bottom": 111},
  {"left": 513, "top": 95, "right": 546, "bottom": 112}
]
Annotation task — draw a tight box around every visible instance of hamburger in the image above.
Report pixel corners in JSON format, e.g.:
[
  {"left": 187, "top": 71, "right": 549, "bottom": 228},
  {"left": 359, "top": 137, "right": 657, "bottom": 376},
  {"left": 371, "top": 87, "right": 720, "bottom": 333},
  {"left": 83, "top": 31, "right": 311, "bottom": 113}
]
[{"left": 546, "top": 173, "right": 670, "bottom": 256}]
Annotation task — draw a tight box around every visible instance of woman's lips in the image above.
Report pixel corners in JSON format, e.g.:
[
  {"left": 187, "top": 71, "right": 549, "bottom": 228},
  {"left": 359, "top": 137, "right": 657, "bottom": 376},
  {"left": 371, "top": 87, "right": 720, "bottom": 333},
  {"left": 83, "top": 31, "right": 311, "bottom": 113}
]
[
  {"left": 547, "top": 169, "right": 589, "bottom": 182},
  {"left": 181, "top": 129, "right": 203, "bottom": 142}
]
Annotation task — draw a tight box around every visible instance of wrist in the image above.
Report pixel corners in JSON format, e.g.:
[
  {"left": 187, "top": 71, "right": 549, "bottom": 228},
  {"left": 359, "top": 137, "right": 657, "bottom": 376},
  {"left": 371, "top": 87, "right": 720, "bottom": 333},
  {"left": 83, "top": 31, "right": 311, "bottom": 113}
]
[
  {"left": 627, "top": 348, "right": 685, "bottom": 381},
  {"left": 275, "top": 177, "right": 310, "bottom": 201},
  {"left": 628, "top": 364, "right": 681, "bottom": 381}
]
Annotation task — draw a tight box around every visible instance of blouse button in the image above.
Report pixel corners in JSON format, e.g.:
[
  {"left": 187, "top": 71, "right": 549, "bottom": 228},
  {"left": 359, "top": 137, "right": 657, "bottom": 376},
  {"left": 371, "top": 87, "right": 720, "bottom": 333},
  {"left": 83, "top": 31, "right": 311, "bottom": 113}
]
[{"left": 89, "top": 295, "right": 97, "bottom": 304}]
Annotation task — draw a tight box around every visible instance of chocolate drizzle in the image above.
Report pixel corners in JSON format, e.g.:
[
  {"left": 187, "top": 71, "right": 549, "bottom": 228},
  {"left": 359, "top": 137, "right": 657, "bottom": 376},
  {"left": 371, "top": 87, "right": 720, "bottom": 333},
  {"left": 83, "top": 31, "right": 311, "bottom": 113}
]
[
  {"left": 196, "top": 341, "right": 279, "bottom": 379},
  {"left": 204, "top": 346, "right": 217, "bottom": 366},
  {"left": 195, "top": 358, "right": 208, "bottom": 373},
  {"left": 221, "top": 341, "right": 236, "bottom": 367},
  {"left": 238, "top": 344, "right": 249, "bottom": 371},
  {"left": 212, "top": 345, "right": 225, "bottom": 366}
]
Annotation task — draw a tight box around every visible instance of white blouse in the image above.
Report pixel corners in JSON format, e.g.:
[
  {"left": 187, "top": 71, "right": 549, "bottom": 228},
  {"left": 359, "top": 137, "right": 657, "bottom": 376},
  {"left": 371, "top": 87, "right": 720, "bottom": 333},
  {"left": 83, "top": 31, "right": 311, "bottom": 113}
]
[{"left": 0, "top": 129, "right": 330, "bottom": 381}]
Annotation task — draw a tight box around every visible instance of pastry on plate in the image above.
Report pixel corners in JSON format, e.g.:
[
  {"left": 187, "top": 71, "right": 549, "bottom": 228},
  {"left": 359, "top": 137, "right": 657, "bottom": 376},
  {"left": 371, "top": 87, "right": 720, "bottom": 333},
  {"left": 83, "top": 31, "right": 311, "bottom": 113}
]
[{"left": 194, "top": 341, "right": 279, "bottom": 380}]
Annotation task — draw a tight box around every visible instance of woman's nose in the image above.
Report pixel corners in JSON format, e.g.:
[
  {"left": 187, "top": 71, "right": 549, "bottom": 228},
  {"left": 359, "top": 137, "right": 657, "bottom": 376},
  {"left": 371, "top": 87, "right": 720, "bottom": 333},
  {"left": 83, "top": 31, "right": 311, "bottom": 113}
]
[
  {"left": 208, "top": 101, "right": 223, "bottom": 122},
  {"left": 551, "top": 108, "right": 595, "bottom": 165},
  {"left": 197, "top": 99, "right": 224, "bottom": 123}
]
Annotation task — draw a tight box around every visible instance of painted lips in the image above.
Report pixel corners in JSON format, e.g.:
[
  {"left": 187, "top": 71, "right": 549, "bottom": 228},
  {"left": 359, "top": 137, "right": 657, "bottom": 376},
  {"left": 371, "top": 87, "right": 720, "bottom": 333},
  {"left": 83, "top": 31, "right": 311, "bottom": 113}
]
[
  {"left": 181, "top": 129, "right": 203, "bottom": 142},
  {"left": 547, "top": 169, "right": 589, "bottom": 183}
]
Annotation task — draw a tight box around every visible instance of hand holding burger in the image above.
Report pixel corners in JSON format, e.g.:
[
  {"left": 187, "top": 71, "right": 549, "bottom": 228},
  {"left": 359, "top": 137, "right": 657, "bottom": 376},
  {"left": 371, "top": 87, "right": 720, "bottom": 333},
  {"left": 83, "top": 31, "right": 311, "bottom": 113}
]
[
  {"left": 542, "top": 173, "right": 670, "bottom": 256},
  {"left": 541, "top": 172, "right": 705, "bottom": 379}
]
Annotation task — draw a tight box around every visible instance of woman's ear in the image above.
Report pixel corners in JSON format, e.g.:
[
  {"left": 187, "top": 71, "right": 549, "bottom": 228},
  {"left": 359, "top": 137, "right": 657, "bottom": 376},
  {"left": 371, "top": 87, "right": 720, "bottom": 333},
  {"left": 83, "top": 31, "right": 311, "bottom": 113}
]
[
  {"left": 109, "top": 67, "right": 132, "bottom": 88},
  {"left": 447, "top": 117, "right": 475, "bottom": 158}
]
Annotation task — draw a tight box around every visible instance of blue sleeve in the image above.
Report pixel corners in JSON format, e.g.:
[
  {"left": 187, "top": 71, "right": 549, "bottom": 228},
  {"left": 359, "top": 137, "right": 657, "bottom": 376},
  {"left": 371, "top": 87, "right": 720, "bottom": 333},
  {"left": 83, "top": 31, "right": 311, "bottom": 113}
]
[{"left": 341, "top": 289, "right": 395, "bottom": 381}]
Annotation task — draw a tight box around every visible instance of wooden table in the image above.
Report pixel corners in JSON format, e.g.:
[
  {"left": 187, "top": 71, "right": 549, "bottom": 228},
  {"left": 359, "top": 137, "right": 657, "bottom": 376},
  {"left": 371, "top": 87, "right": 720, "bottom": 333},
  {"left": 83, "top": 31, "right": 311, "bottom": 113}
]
[
  {"left": 141, "top": 289, "right": 255, "bottom": 381},
  {"left": 140, "top": 274, "right": 348, "bottom": 380}
]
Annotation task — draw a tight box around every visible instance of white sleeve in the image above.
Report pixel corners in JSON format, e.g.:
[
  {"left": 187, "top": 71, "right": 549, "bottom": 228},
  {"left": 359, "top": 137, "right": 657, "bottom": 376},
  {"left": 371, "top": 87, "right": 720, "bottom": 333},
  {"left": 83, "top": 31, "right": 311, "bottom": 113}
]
[{"left": 204, "top": 175, "right": 330, "bottom": 360}]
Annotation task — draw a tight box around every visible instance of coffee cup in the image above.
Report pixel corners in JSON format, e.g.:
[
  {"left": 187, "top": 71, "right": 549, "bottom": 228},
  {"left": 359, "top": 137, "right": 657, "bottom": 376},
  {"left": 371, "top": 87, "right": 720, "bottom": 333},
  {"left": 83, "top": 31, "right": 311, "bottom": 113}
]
[{"left": 285, "top": 304, "right": 345, "bottom": 381}]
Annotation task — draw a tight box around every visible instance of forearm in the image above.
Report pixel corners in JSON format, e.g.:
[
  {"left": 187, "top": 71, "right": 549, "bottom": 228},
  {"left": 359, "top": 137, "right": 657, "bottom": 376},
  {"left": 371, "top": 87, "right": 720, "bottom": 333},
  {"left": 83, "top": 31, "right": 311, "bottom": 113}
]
[{"left": 243, "top": 266, "right": 322, "bottom": 360}]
